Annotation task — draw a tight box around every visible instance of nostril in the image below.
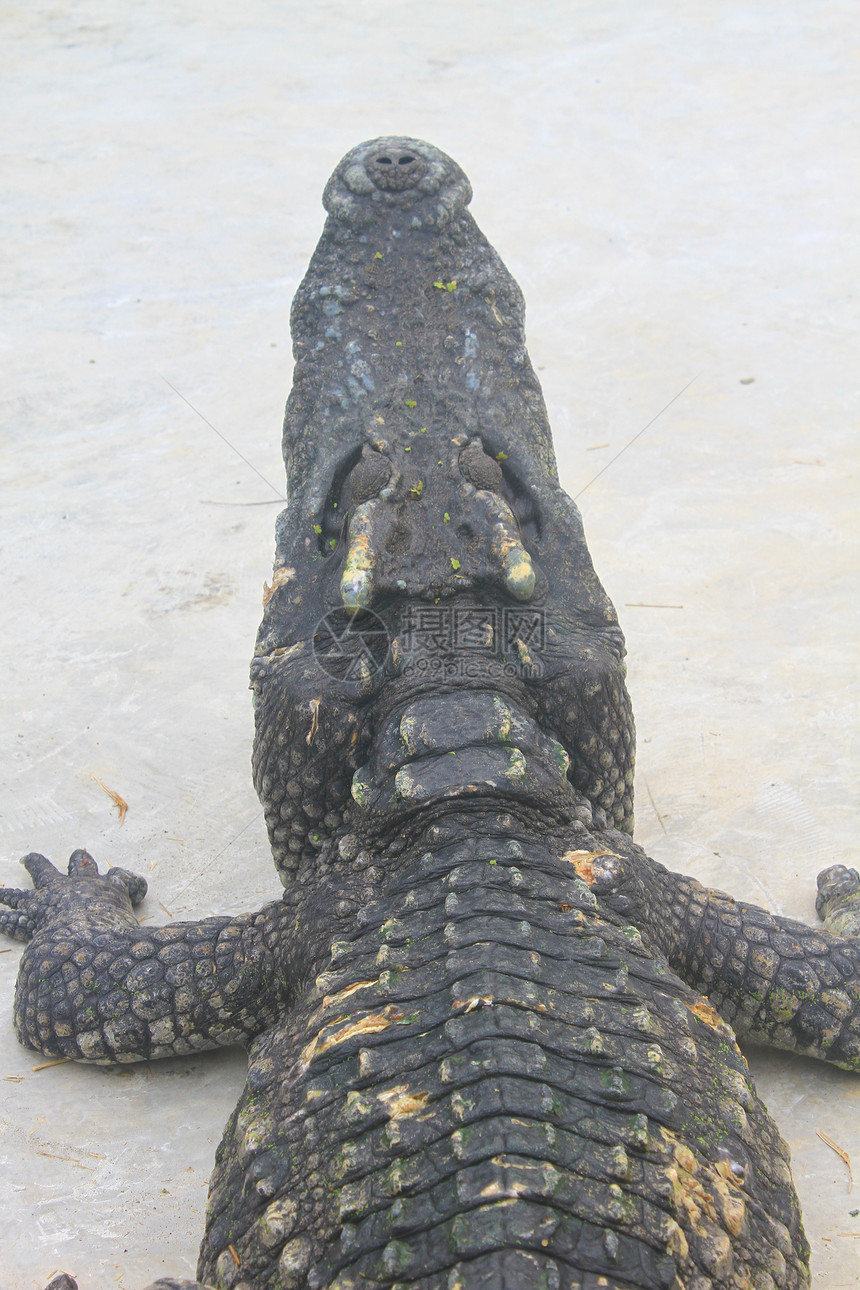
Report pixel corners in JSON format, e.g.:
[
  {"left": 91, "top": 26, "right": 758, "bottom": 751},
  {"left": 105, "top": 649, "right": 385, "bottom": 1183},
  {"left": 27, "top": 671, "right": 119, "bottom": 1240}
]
[{"left": 367, "top": 147, "right": 428, "bottom": 192}]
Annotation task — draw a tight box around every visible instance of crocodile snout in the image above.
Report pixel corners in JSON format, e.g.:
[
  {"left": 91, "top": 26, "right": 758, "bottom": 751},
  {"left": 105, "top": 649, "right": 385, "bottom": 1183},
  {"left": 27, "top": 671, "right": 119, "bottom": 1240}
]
[{"left": 323, "top": 135, "right": 472, "bottom": 225}]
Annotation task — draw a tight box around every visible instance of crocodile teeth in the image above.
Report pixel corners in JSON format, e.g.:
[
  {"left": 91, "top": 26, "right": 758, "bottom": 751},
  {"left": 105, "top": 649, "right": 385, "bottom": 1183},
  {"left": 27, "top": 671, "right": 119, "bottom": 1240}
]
[
  {"left": 481, "top": 492, "right": 536, "bottom": 601},
  {"left": 503, "top": 545, "right": 536, "bottom": 601},
  {"left": 341, "top": 502, "right": 377, "bottom": 613}
]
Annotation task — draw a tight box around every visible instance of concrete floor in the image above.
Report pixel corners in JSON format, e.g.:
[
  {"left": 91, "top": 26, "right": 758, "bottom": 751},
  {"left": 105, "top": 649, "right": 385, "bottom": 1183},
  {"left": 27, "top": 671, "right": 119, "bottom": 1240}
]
[{"left": 1, "top": 2, "right": 857, "bottom": 1286}]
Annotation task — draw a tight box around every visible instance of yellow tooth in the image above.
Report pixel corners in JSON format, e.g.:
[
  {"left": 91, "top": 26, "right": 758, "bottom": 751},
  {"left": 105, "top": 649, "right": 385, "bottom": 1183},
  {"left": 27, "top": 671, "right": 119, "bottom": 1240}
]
[
  {"left": 503, "top": 545, "right": 536, "bottom": 601},
  {"left": 481, "top": 491, "right": 537, "bottom": 602},
  {"left": 340, "top": 503, "right": 376, "bottom": 614},
  {"left": 493, "top": 522, "right": 535, "bottom": 601}
]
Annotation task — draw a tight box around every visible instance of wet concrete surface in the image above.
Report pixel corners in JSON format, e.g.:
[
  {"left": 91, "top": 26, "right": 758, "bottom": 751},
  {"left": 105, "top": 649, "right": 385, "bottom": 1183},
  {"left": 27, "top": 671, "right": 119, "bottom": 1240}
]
[{"left": 1, "top": 3, "right": 857, "bottom": 1286}]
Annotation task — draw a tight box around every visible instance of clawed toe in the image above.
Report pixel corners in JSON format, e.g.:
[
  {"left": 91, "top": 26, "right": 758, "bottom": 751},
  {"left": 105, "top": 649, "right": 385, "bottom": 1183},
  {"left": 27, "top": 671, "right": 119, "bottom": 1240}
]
[
  {"left": 0, "top": 886, "right": 27, "bottom": 908},
  {"left": 21, "top": 851, "right": 63, "bottom": 888},
  {"left": 67, "top": 849, "right": 99, "bottom": 876},
  {"left": 816, "top": 864, "right": 860, "bottom": 937},
  {"left": 107, "top": 866, "right": 148, "bottom": 906},
  {"left": 0, "top": 887, "right": 38, "bottom": 941}
]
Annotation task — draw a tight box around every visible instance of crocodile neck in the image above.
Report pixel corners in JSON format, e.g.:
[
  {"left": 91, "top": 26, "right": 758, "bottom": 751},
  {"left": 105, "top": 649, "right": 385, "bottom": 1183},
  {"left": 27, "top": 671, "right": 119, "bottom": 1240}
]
[
  {"left": 345, "top": 686, "right": 608, "bottom": 855},
  {"left": 285, "top": 685, "right": 619, "bottom": 988}
]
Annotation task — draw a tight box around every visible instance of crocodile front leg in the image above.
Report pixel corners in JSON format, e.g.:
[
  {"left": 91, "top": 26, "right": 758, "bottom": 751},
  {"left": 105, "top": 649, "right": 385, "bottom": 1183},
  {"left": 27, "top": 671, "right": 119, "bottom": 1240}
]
[
  {"left": 816, "top": 863, "right": 860, "bottom": 937},
  {"left": 575, "top": 837, "right": 860, "bottom": 1070},
  {"left": 0, "top": 849, "right": 296, "bottom": 1062}
]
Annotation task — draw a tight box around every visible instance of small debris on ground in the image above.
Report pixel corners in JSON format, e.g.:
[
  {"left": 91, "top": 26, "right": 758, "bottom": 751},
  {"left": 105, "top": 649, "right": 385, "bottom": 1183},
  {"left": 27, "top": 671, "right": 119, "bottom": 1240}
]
[
  {"left": 817, "top": 1129, "right": 853, "bottom": 1191},
  {"left": 91, "top": 773, "right": 128, "bottom": 824},
  {"left": 36, "top": 1150, "right": 93, "bottom": 1170}
]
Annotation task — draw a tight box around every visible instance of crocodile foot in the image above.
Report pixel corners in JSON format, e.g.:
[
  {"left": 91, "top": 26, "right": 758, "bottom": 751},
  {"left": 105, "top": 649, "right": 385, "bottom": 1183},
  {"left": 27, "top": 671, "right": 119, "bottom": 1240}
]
[
  {"left": 817, "top": 863, "right": 860, "bottom": 937},
  {"left": 0, "top": 849, "right": 147, "bottom": 942}
]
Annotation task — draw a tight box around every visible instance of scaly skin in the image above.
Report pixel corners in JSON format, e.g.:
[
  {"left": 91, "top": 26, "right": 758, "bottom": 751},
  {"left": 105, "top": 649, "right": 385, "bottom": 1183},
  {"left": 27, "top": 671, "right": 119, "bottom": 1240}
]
[{"left": 2, "top": 137, "right": 859, "bottom": 1290}]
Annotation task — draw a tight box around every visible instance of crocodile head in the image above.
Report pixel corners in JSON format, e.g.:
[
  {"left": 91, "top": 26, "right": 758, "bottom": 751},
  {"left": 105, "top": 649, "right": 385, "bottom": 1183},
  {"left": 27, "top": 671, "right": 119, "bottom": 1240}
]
[{"left": 251, "top": 137, "right": 634, "bottom": 885}]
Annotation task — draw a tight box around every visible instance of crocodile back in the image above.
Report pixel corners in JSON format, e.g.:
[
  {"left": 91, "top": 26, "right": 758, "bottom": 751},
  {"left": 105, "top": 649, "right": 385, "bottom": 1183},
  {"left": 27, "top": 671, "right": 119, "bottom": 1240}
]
[{"left": 200, "top": 833, "right": 807, "bottom": 1289}]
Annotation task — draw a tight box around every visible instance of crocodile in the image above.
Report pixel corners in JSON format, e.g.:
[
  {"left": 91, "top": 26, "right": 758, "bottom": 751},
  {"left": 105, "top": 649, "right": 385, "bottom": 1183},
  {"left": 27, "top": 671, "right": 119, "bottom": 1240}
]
[{"left": 3, "top": 136, "right": 860, "bottom": 1290}]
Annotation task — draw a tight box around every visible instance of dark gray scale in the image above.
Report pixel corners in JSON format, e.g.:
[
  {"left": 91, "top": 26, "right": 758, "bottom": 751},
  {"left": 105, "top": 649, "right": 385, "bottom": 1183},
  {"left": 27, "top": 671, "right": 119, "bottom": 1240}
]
[{"left": 193, "top": 832, "right": 807, "bottom": 1289}]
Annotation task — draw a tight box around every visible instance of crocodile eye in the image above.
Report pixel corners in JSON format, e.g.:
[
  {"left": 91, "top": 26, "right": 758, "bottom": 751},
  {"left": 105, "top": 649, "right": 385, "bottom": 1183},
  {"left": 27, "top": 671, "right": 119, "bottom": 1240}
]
[
  {"left": 318, "top": 447, "right": 392, "bottom": 553},
  {"left": 344, "top": 448, "right": 392, "bottom": 507},
  {"left": 459, "top": 439, "right": 504, "bottom": 492}
]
